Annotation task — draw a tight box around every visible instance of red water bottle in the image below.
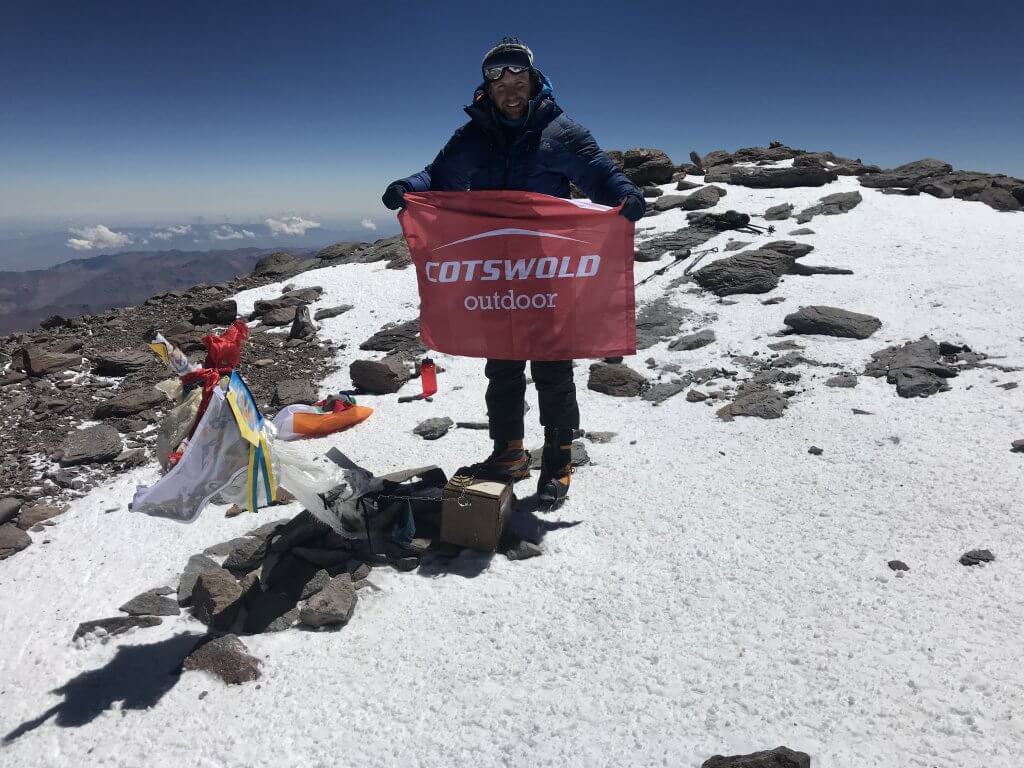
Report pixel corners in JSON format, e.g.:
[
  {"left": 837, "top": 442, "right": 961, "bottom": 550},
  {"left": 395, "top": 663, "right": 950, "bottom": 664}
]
[{"left": 420, "top": 358, "right": 437, "bottom": 398}]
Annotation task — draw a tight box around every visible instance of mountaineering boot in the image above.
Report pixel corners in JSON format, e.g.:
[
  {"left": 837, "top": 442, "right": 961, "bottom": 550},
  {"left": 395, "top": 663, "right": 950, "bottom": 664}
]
[
  {"left": 537, "top": 428, "right": 573, "bottom": 507},
  {"left": 476, "top": 439, "right": 531, "bottom": 481}
]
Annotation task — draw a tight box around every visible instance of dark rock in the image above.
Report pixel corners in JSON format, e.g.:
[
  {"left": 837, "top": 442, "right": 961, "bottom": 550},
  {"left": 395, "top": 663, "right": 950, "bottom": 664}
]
[
  {"left": 808, "top": 446, "right": 823, "bottom": 455},
  {"left": 825, "top": 373, "right": 859, "bottom": 388},
  {"left": 252, "top": 252, "right": 314, "bottom": 278},
  {"left": 190, "top": 299, "right": 237, "bottom": 326},
  {"left": 583, "top": 431, "right": 616, "bottom": 443},
  {"left": 634, "top": 227, "right": 718, "bottom": 263},
  {"left": 90, "top": 349, "right": 153, "bottom": 376},
  {"left": 864, "top": 337, "right": 958, "bottom": 398},
  {"left": 114, "top": 448, "right": 147, "bottom": 468},
  {"left": 764, "top": 203, "right": 793, "bottom": 221},
  {"left": 395, "top": 556, "right": 420, "bottom": 572},
  {"left": 732, "top": 145, "right": 802, "bottom": 163},
  {"left": 859, "top": 158, "right": 954, "bottom": 189},
  {"left": 888, "top": 560, "right": 909, "bottom": 571},
  {"left": 1012, "top": 439, "right": 1024, "bottom": 453},
  {"left": 641, "top": 379, "right": 687, "bottom": 404},
  {"left": 359, "top": 319, "right": 423, "bottom": 360},
  {"left": 299, "top": 575, "right": 357, "bottom": 627},
  {"left": 203, "top": 537, "right": 252, "bottom": 556},
  {"left": 587, "top": 363, "right": 647, "bottom": 397},
  {"left": 788, "top": 228, "right": 815, "bottom": 235},
  {"left": 0, "top": 370, "right": 28, "bottom": 387},
  {"left": 350, "top": 357, "right": 410, "bottom": 394},
  {"left": 16, "top": 503, "right": 63, "bottom": 529},
  {"left": 119, "top": 587, "right": 180, "bottom": 616},
  {"left": 300, "top": 569, "right": 332, "bottom": 600},
  {"left": 192, "top": 569, "right": 244, "bottom": 629},
  {"left": 724, "top": 240, "right": 751, "bottom": 252},
  {"left": 675, "top": 179, "right": 701, "bottom": 191},
  {"left": 795, "top": 191, "right": 863, "bottom": 223},
  {"left": 60, "top": 423, "right": 122, "bottom": 466},
  {"left": 94, "top": 387, "right": 166, "bottom": 418},
  {"left": 183, "top": 634, "right": 260, "bottom": 684},
  {"left": 272, "top": 379, "right": 318, "bottom": 406},
  {"left": 679, "top": 186, "right": 723, "bottom": 210},
  {"left": 669, "top": 329, "right": 716, "bottom": 351},
  {"left": 314, "top": 305, "right": 353, "bottom": 321},
  {"left": 72, "top": 615, "right": 162, "bottom": 641},
  {"left": 505, "top": 540, "right": 543, "bottom": 561},
  {"left": 259, "top": 305, "right": 299, "bottom": 327},
  {"left": 282, "top": 286, "right": 322, "bottom": 302},
  {"left": 686, "top": 389, "right": 708, "bottom": 402},
  {"left": 761, "top": 297, "right": 786, "bottom": 305},
  {"left": 784, "top": 306, "right": 881, "bottom": 339},
  {"left": 317, "top": 242, "right": 362, "bottom": 261},
  {"left": 701, "top": 150, "right": 733, "bottom": 168},
  {"left": 653, "top": 194, "right": 690, "bottom": 212},
  {"left": 959, "top": 549, "right": 995, "bottom": 566},
  {"left": 721, "top": 166, "right": 838, "bottom": 188},
  {"left": 0, "top": 497, "right": 23, "bottom": 525},
  {"left": 21, "top": 347, "right": 81, "bottom": 377},
  {"left": 701, "top": 745, "right": 810, "bottom": 768},
  {"left": 413, "top": 417, "right": 454, "bottom": 440},
  {"left": 252, "top": 296, "right": 305, "bottom": 316},
  {"left": 223, "top": 537, "right": 270, "bottom": 573},
  {"left": 642, "top": 186, "right": 664, "bottom": 197},
  {"left": 178, "top": 554, "right": 222, "bottom": 606},
  {"left": 636, "top": 297, "right": 690, "bottom": 349},
  {"left": 718, "top": 389, "right": 789, "bottom": 420},
  {"left": 761, "top": 241, "right": 814, "bottom": 258},
  {"left": 693, "top": 249, "right": 798, "bottom": 296},
  {"left": 289, "top": 305, "right": 316, "bottom": 340},
  {"left": 0, "top": 523, "right": 31, "bottom": 560},
  {"left": 895, "top": 369, "right": 949, "bottom": 398},
  {"left": 616, "top": 148, "right": 675, "bottom": 185}
]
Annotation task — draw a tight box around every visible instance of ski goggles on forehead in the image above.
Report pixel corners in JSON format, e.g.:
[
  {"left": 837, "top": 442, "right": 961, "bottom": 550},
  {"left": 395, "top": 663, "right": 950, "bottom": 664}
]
[{"left": 484, "top": 64, "right": 531, "bottom": 82}]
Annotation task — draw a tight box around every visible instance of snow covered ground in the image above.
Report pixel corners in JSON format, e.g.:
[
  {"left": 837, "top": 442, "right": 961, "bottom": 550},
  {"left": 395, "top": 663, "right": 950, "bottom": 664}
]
[{"left": 2, "top": 175, "right": 1024, "bottom": 767}]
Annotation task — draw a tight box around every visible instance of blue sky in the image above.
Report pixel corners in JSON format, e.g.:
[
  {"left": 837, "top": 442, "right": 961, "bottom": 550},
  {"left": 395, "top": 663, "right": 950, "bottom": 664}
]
[{"left": 1, "top": 0, "right": 1021, "bottom": 227}]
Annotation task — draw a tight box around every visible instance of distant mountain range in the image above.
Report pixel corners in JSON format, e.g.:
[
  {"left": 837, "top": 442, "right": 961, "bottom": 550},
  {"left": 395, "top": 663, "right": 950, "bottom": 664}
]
[{"left": 0, "top": 246, "right": 318, "bottom": 334}]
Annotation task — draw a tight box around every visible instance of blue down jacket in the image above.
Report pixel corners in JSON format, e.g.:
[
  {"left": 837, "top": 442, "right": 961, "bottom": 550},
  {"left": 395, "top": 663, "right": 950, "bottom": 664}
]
[{"left": 394, "top": 73, "right": 641, "bottom": 207}]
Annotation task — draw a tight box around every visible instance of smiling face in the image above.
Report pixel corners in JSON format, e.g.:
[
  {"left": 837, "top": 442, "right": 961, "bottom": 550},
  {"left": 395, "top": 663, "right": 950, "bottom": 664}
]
[{"left": 489, "top": 68, "right": 533, "bottom": 120}]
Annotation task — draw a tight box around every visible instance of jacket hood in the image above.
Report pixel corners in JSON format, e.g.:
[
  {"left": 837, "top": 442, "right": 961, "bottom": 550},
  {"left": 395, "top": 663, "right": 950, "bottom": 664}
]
[{"left": 465, "top": 70, "right": 557, "bottom": 137}]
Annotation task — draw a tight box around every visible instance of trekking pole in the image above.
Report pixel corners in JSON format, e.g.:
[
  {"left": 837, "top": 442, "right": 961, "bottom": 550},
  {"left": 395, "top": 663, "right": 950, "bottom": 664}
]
[{"left": 683, "top": 246, "right": 718, "bottom": 275}]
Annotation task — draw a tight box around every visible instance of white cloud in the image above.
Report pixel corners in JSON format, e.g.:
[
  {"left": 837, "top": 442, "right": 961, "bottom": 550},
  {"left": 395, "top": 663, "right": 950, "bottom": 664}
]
[
  {"left": 66, "top": 224, "right": 133, "bottom": 251},
  {"left": 265, "top": 215, "right": 321, "bottom": 236},
  {"left": 361, "top": 218, "right": 377, "bottom": 231},
  {"left": 150, "top": 224, "right": 192, "bottom": 241},
  {"left": 210, "top": 225, "right": 256, "bottom": 241}
]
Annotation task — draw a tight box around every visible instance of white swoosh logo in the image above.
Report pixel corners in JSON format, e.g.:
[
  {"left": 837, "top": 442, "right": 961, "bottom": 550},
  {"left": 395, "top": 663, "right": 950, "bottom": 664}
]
[{"left": 432, "top": 228, "right": 591, "bottom": 251}]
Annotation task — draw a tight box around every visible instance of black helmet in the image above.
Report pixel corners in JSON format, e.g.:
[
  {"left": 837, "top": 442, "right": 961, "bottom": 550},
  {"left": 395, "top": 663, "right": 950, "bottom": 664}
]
[{"left": 481, "top": 37, "right": 535, "bottom": 81}]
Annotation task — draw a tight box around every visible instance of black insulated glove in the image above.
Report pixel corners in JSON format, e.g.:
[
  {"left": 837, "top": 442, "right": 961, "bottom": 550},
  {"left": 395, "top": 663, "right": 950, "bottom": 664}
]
[
  {"left": 618, "top": 194, "right": 646, "bottom": 222},
  {"left": 382, "top": 183, "right": 408, "bottom": 211}
]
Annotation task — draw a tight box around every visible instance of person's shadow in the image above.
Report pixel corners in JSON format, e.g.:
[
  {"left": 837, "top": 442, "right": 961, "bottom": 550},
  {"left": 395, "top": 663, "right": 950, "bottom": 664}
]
[{"left": 3, "top": 632, "right": 202, "bottom": 744}]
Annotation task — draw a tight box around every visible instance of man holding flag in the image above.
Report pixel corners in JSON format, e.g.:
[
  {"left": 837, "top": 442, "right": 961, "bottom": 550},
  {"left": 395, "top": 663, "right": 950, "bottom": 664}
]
[{"left": 383, "top": 37, "right": 644, "bottom": 506}]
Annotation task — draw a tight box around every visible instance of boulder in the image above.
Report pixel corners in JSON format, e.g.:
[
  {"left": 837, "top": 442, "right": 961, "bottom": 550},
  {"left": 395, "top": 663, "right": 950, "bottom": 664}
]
[
  {"left": 90, "top": 349, "right": 153, "bottom": 376},
  {"left": 282, "top": 286, "right": 322, "bottom": 302},
  {"left": 0, "top": 523, "right": 31, "bottom": 560},
  {"left": 0, "top": 497, "right": 23, "bottom": 525},
  {"left": 314, "top": 305, "right": 353, "bottom": 321},
  {"left": 15, "top": 503, "right": 63, "bottom": 530},
  {"left": 784, "top": 306, "right": 881, "bottom": 339},
  {"left": 350, "top": 358, "right": 410, "bottom": 394},
  {"left": 190, "top": 300, "right": 237, "bottom": 326},
  {"left": 636, "top": 297, "right": 690, "bottom": 349},
  {"left": 675, "top": 179, "right": 702, "bottom": 191},
  {"left": 183, "top": 634, "right": 261, "bottom": 684},
  {"left": 289, "top": 305, "right": 316, "bottom": 340},
  {"left": 693, "top": 249, "right": 797, "bottom": 296},
  {"left": 701, "top": 746, "right": 810, "bottom": 768},
  {"left": 795, "top": 190, "right": 863, "bottom": 223},
  {"left": 642, "top": 186, "right": 664, "bottom": 197},
  {"left": 21, "top": 347, "right": 81, "bottom": 377},
  {"left": 299, "top": 575, "right": 357, "bottom": 628},
  {"left": 616, "top": 148, "right": 675, "bottom": 185},
  {"left": 359, "top": 319, "right": 424, "bottom": 360},
  {"left": 701, "top": 150, "right": 733, "bottom": 168},
  {"left": 252, "top": 297, "right": 305, "bottom": 317},
  {"left": 72, "top": 616, "right": 162, "bottom": 641},
  {"left": 732, "top": 145, "right": 802, "bottom": 163},
  {"left": 764, "top": 203, "right": 793, "bottom": 221},
  {"left": 192, "top": 569, "right": 244, "bottom": 629},
  {"left": 587, "top": 363, "right": 647, "bottom": 397},
  {"left": 681, "top": 185, "right": 723, "bottom": 210},
  {"left": 223, "top": 536, "right": 270, "bottom": 574},
  {"left": 178, "top": 554, "right": 222, "bottom": 606},
  {"left": 653, "top": 194, "right": 690, "bottom": 212},
  {"left": 669, "top": 329, "right": 716, "bottom": 351},
  {"left": 864, "top": 337, "right": 958, "bottom": 398},
  {"left": 718, "top": 389, "right": 789, "bottom": 420},
  {"left": 272, "top": 379, "right": 318, "bottom": 406},
  {"left": 119, "top": 587, "right": 180, "bottom": 616},
  {"left": 260, "top": 305, "right": 299, "bottom": 327},
  {"left": 94, "top": 387, "right": 166, "bottom": 418},
  {"left": 761, "top": 241, "right": 814, "bottom": 258},
  {"left": 859, "top": 158, "right": 953, "bottom": 189},
  {"left": 320, "top": 235, "right": 410, "bottom": 269},
  {"left": 60, "top": 424, "right": 123, "bottom": 466},
  {"left": 959, "top": 549, "right": 995, "bottom": 566},
  {"left": 725, "top": 166, "right": 838, "bottom": 188},
  {"left": 641, "top": 379, "right": 688, "bottom": 404},
  {"left": 413, "top": 417, "right": 454, "bottom": 440}
]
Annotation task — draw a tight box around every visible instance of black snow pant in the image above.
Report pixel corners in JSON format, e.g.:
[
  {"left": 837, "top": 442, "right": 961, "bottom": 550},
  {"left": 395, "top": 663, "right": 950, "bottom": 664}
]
[{"left": 484, "top": 359, "right": 579, "bottom": 442}]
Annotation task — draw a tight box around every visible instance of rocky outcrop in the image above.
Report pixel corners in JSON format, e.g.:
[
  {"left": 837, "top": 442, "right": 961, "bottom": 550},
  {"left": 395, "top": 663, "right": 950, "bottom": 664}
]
[
  {"left": 795, "top": 191, "right": 863, "bottom": 223},
  {"left": 609, "top": 148, "right": 675, "bottom": 185},
  {"left": 711, "top": 165, "right": 839, "bottom": 188}
]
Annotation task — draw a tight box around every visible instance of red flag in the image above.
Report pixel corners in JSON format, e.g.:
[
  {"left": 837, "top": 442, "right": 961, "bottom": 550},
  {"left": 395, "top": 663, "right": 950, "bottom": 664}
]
[{"left": 399, "top": 191, "right": 636, "bottom": 361}]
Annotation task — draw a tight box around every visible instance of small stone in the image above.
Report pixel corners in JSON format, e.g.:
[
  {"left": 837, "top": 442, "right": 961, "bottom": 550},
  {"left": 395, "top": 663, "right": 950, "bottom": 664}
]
[
  {"left": 225, "top": 504, "right": 244, "bottom": 518},
  {"left": 119, "top": 587, "right": 180, "bottom": 616},
  {"left": 73, "top": 615, "right": 162, "bottom": 641},
  {"left": 887, "top": 560, "right": 909, "bottom": 572},
  {"left": 701, "top": 745, "right": 810, "bottom": 768},
  {"left": 505, "top": 540, "right": 542, "bottom": 561},
  {"left": 808, "top": 446, "right": 823, "bottom": 455},
  {"left": 413, "top": 417, "right": 454, "bottom": 440},
  {"left": 852, "top": 408, "right": 873, "bottom": 415},
  {"left": 825, "top": 374, "right": 859, "bottom": 388},
  {"left": 223, "top": 536, "right": 270, "bottom": 573},
  {"left": 583, "top": 431, "right": 616, "bottom": 444},
  {"left": 1011, "top": 439, "right": 1024, "bottom": 453},
  {"left": 959, "top": 549, "right": 995, "bottom": 566},
  {"left": 299, "top": 576, "right": 357, "bottom": 627},
  {"left": 686, "top": 389, "right": 708, "bottom": 402},
  {"left": 396, "top": 556, "right": 420, "bottom": 572},
  {"left": 183, "top": 634, "right": 260, "bottom": 685},
  {"left": 192, "top": 569, "right": 244, "bottom": 629},
  {"left": 314, "top": 305, "right": 353, "bottom": 321},
  {"left": 0, "top": 497, "right": 23, "bottom": 525},
  {"left": 0, "top": 523, "right": 32, "bottom": 560},
  {"left": 669, "top": 329, "right": 716, "bottom": 351}
]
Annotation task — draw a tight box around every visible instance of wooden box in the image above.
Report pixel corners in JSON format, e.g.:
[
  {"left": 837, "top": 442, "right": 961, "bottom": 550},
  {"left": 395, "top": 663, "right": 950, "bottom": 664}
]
[{"left": 440, "top": 467, "right": 514, "bottom": 552}]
